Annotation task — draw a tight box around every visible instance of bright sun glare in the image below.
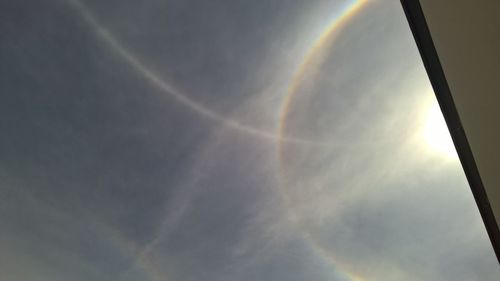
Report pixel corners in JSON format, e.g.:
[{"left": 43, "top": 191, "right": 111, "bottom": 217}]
[{"left": 424, "top": 102, "right": 458, "bottom": 159}]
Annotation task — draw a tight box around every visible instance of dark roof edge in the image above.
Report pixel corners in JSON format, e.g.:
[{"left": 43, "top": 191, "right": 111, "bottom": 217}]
[{"left": 400, "top": 0, "right": 500, "bottom": 263}]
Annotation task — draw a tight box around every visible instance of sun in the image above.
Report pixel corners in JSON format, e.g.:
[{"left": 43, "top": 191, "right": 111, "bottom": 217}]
[{"left": 424, "top": 102, "right": 458, "bottom": 159}]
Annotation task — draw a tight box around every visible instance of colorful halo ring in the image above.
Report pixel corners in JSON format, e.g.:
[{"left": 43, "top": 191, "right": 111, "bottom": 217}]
[{"left": 277, "top": 1, "right": 370, "bottom": 281}]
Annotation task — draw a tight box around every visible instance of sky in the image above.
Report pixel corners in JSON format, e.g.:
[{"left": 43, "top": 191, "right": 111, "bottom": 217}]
[{"left": 0, "top": 0, "right": 499, "bottom": 280}]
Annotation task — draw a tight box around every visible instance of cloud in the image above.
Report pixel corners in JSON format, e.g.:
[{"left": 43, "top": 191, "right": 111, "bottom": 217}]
[{"left": 0, "top": 0, "right": 498, "bottom": 281}]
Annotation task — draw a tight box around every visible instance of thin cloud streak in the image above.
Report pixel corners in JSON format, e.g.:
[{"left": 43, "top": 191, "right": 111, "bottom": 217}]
[{"left": 68, "top": 0, "right": 340, "bottom": 147}]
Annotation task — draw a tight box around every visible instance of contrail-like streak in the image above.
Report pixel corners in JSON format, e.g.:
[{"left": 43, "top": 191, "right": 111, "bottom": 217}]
[
  {"left": 67, "top": 1, "right": 370, "bottom": 279},
  {"left": 68, "top": 0, "right": 337, "bottom": 147}
]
